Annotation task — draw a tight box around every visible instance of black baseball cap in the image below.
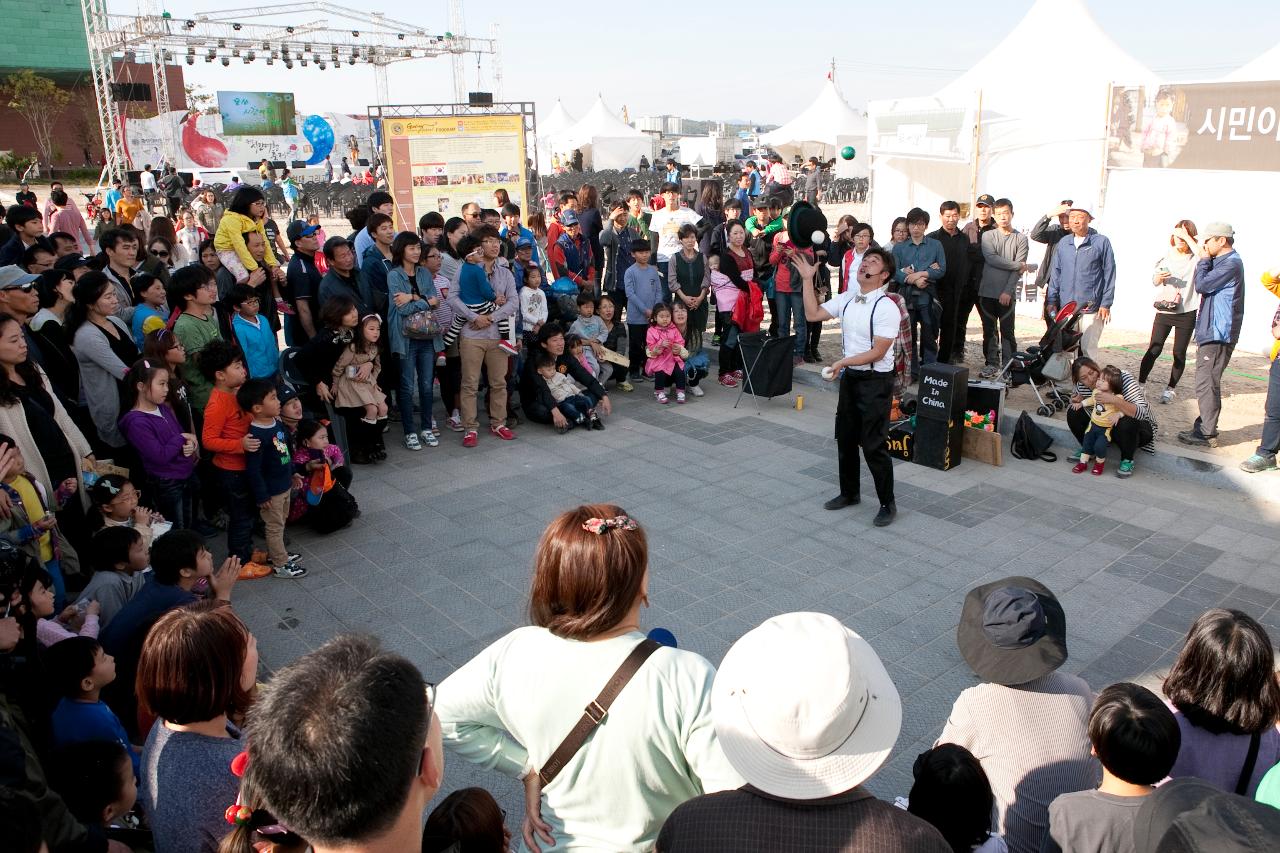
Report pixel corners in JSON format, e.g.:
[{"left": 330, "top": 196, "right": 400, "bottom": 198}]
[{"left": 975, "top": 194, "right": 995, "bottom": 207}]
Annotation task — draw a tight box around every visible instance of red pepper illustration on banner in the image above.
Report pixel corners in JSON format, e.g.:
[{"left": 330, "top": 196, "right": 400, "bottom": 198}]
[{"left": 182, "top": 113, "right": 228, "bottom": 167}]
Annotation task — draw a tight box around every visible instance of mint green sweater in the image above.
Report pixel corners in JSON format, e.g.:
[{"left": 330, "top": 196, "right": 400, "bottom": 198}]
[{"left": 436, "top": 627, "right": 744, "bottom": 852}]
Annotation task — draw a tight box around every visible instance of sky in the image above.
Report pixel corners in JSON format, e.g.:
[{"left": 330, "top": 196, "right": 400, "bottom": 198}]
[{"left": 115, "top": 0, "right": 1280, "bottom": 126}]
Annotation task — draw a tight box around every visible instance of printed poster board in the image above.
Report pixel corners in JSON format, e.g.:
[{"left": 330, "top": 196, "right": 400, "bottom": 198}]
[
  {"left": 1107, "top": 81, "right": 1280, "bottom": 172},
  {"left": 383, "top": 114, "right": 527, "bottom": 230}
]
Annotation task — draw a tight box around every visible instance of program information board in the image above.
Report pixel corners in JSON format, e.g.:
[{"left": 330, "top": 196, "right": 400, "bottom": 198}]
[{"left": 384, "top": 114, "right": 527, "bottom": 229}]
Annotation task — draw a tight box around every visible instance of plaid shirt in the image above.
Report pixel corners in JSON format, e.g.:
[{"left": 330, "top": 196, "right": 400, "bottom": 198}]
[{"left": 657, "top": 785, "right": 952, "bottom": 853}]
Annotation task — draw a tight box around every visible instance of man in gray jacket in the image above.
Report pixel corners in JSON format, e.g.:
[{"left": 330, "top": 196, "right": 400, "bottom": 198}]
[
  {"left": 977, "top": 198, "right": 1029, "bottom": 378},
  {"left": 1027, "top": 199, "right": 1073, "bottom": 307}
]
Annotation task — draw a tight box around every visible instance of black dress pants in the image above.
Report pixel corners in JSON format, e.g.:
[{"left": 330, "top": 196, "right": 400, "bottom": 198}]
[{"left": 835, "top": 370, "right": 895, "bottom": 505}]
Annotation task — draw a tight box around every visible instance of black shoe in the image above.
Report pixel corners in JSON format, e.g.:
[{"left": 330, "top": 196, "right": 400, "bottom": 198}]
[
  {"left": 803, "top": 353, "right": 820, "bottom": 363},
  {"left": 873, "top": 503, "right": 897, "bottom": 527},
  {"left": 824, "top": 494, "right": 859, "bottom": 511},
  {"left": 590, "top": 415, "right": 605, "bottom": 431},
  {"left": 351, "top": 450, "right": 373, "bottom": 465}
]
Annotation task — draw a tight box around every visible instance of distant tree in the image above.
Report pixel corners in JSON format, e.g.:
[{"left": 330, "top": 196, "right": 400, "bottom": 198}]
[
  {"left": 2, "top": 70, "right": 71, "bottom": 169},
  {"left": 69, "top": 89, "right": 100, "bottom": 165}
]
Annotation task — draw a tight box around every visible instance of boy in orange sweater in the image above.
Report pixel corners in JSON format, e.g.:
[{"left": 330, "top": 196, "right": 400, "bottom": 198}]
[{"left": 197, "top": 340, "right": 265, "bottom": 575}]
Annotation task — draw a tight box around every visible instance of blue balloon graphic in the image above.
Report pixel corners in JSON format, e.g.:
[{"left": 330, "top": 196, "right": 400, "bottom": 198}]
[{"left": 302, "top": 114, "right": 335, "bottom": 165}]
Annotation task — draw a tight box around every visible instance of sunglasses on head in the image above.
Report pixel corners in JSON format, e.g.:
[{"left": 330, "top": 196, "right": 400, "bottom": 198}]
[{"left": 3, "top": 283, "right": 34, "bottom": 293}]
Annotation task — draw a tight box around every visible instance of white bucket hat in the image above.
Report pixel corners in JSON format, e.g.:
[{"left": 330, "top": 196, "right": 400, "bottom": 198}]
[{"left": 711, "top": 612, "right": 902, "bottom": 799}]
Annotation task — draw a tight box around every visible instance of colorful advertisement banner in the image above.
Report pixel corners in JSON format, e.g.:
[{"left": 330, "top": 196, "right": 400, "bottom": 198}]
[
  {"left": 1107, "top": 81, "right": 1280, "bottom": 172},
  {"left": 382, "top": 114, "right": 527, "bottom": 230},
  {"left": 217, "top": 91, "right": 298, "bottom": 136},
  {"left": 124, "top": 109, "right": 371, "bottom": 172}
]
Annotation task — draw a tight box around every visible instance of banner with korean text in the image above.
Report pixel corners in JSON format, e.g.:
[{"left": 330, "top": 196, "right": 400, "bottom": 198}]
[
  {"left": 382, "top": 114, "right": 527, "bottom": 231},
  {"left": 1107, "top": 81, "right": 1280, "bottom": 172}
]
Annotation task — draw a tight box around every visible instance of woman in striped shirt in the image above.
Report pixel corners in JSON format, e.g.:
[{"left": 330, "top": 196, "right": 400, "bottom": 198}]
[{"left": 1066, "top": 356, "right": 1158, "bottom": 479}]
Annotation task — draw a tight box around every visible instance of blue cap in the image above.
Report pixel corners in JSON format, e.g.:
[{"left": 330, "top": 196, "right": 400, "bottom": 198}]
[
  {"left": 560, "top": 209, "right": 579, "bottom": 226},
  {"left": 515, "top": 237, "right": 534, "bottom": 249}
]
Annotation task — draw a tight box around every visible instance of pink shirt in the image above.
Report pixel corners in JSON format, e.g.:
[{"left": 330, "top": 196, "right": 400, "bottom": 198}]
[
  {"left": 645, "top": 324, "right": 686, "bottom": 376},
  {"left": 769, "top": 162, "right": 792, "bottom": 186}
]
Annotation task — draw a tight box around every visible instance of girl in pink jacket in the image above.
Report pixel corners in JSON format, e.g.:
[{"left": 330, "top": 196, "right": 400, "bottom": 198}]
[{"left": 645, "top": 302, "right": 687, "bottom": 404}]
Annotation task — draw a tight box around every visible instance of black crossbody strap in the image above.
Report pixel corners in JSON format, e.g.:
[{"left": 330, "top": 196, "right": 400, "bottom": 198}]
[
  {"left": 1236, "top": 731, "right": 1262, "bottom": 795},
  {"left": 537, "top": 638, "right": 661, "bottom": 786}
]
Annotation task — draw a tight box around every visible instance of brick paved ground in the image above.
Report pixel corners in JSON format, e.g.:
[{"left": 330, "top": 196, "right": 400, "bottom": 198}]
[{"left": 233, "top": 380, "right": 1280, "bottom": 824}]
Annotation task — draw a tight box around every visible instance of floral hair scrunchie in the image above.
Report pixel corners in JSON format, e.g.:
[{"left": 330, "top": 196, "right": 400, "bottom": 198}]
[{"left": 582, "top": 515, "right": 638, "bottom": 534}]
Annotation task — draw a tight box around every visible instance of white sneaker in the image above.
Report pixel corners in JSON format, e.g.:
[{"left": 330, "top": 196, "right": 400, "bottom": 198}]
[
  {"left": 419, "top": 430, "right": 439, "bottom": 447},
  {"left": 403, "top": 433, "right": 422, "bottom": 451},
  {"left": 656, "top": 391, "right": 669, "bottom": 404},
  {"left": 1160, "top": 388, "right": 1176, "bottom": 404},
  {"left": 690, "top": 385, "right": 705, "bottom": 397},
  {"left": 675, "top": 390, "right": 686, "bottom": 404}
]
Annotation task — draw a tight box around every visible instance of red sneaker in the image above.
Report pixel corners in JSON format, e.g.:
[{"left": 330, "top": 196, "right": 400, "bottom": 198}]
[
  {"left": 498, "top": 340, "right": 519, "bottom": 357},
  {"left": 1091, "top": 461, "right": 1105, "bottom": 476},
  {"left": 490, "top": 424, "right": 516, "bottom": 440},
  {"left": 718, "top": 374, "right": 738, "bottom": 388},
  {"left": 1071, "top": 461, "right": 1088, "bottom": 474},
  {"left": 462, "top": 430, "right": 478, "bottom": 448}
]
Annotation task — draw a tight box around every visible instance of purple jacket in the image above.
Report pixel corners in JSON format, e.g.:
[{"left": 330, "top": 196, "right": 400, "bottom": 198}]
[{"left": 120, "top": 405, "right": 197, "bottom": 481}]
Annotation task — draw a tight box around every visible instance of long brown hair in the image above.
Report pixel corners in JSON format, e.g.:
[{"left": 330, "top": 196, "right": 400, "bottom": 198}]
[
  {"left": 576, "top": 183, "right": 599, "bottom": 212},
  {"left": 149, "top": 216, "right": 178, "bottom": 246},
  {"left": 529, "top": 504, "right": 647, "bottom": 640}
]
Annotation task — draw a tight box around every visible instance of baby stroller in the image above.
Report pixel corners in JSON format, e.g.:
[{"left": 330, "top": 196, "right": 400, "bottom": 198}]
[{"left": 996, "top": 301, "right": 1085, "bottom": 418}]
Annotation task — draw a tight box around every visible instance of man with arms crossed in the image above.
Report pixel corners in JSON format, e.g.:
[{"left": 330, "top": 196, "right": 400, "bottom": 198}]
[{"left": 799, "top": 248, "right": 899, "bottom": 527}]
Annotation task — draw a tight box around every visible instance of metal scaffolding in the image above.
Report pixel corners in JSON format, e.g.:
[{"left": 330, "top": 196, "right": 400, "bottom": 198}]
[{"left": 79, "top": 2, "right": 498, "bottom": 181}]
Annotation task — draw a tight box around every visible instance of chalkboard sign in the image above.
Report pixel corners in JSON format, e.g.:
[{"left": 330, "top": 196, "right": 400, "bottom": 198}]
[{"left": 916, "top": 363, "right": 969, "bottom": 422}]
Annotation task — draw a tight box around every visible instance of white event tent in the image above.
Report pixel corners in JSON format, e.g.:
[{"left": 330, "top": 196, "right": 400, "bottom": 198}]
[
  {"left": 547, "top": 97, "right": 651, "bottom": 171},
  {"left": 1223, "top": 42, "right": 1280, "bottom": 81},
  {"left": 871, "top": 0, "right": 1155, "bottom": 231},
  {"left": 759, "top": 78, "right": 869, "bottom": 178},
  {"left": 535, "top": 100, "right": 577, "bottom": 172}
]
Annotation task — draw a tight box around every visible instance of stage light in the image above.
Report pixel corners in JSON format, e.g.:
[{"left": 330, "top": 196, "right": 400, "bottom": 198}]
[
  {"left": 187, "top": 46, "right": 195, "bottom": 55},
  {"left": 247, "top": 50, "right": 255, "bottom": 60},
  {"left": 352, "top": 30, "right": 360, "bottom": 37},
  {"left": 217, "top": 39, "right": 225, "bottom": 48},
  {"left": 402, "top": 48, "right": 411, "bottom": 58},
  {"left": 303, "top": 42, "right": 312, "bottom": 52},
  {"left": 300, "top": 58, "right": 307, "bottom": 67},
  {"left": 286, "top": 27, "right": 294, "bottom": 34},
  {"left": 266, "top": 57, "right": 273, "bottom": 65},
  {"left": 232, "top": 23, "right": 241, "bottom": 31},
  {"left": 221, "top": 57, "right": 230, "bottom": 66},
  {"left": 262, "top": 42, "right": 269, "bottom": 51},
  {"left": 123, "top": 50, "right": 136, "bottom": 63},
  {"left": 232, "top": 48, "right": 240, "bottom": 57},
  {"left": 184, "top": 19, "right": 194, "bottom": 29},
  {"left": 284, "top": 60, "right": 293, "bottom": 68},
  {"left": 242, "top": 56, "right": 250, "bottom": 64},
  {"left": 186, "top": 56, "right": 194, "bottom": 65},
  {"left": 397, "top": 33, "right": 404, "bottom": 40},
  {"left": 350, "top": 55, "right": 358, "bottom": 65},
  {"left": 318, "top": 61, "right": 326, "bottom": 70}
]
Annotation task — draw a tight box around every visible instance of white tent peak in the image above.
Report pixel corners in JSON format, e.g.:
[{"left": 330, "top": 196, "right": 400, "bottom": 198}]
[
  {"left": 760, "top": 78, "right": 867, "bottom": 149},
  {"left": 559, "top": 97, "right": 645, "bottom": 143},
  {"left": 1223, "top": 41, "right": 1280, "bottom": 81},
  {"left": 540, "top": 100, "right": 577, "bottom": 138},
  {"left": 936, "top": 0, "right": 1155, "bottom": 115}
]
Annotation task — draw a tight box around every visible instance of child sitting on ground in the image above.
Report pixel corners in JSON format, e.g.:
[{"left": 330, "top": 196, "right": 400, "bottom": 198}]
[
  {"left": 332, "top": 314, "right": 388, "bottom": 464},
  {"left": 237, "top": 379, "right": 306, "bottom": 579},
  {"left": 1044, "top": 682, "right": 1180, "bottom": 853},
  {"left": 533, "top": 351, "right": 596, "bottom": 433},
  {"left": 441, "top": 236, "right": 515, "bottom": 354},
  {"left": 118, "top": 359, "right": 199, "bottom": 530},
  {"left": 229, "top": 284, "right": 280, "bottom": 380},
  {"left": 89, "top": 474, "right": 163, "bottom": 551},
  {"left": 569, "top": 293, "right": 608, "bottom": 378},
  {"left": 1073, "top": 365, "right": 1124, "bottom": 476},
  {"left": 645, "top": 302, "right": 687, "bottom": 405},
  {"left": 565, "top": 333, "right": 593, "bottom": 377},
  {"left": 17, "top": 561, "right": 100, "bottom": 647},
  {"left": 74, "top": 527, "right": 149, "bottom": 630},
  {"left": 46, "top": 741, "right": 139, "bottom": 836},
  {"left": 290, "top": 418, "right": 359, "bottom": 533},
  {"left": 900, "top": 743, "right": 1006, "bottom": 852},
  {"left": 0, "top": 432, "right": 80, "bottom": 609},
  {"left": 45, "top": 636, "right": 140, "bottom": 776}
]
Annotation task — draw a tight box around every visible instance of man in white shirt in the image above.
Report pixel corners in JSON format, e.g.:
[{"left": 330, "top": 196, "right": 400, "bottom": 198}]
[
  {"left": 139, "top": 164, "right": 158, "bottom": 209},
  {"left": 648, "top": 182, "right": 701, "bottom": 289},
  {"left": 799, "top": 247, "right": 899, "bottom": 527}
]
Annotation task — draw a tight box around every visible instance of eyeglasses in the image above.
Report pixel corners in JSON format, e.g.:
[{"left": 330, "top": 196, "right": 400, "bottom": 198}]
[{"left": 153, "top": 250, "right": 170, "bottom": 258}]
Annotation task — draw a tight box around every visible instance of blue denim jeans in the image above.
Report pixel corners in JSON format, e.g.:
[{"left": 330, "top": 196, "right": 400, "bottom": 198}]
[
  {"left": 1081, "top": 423, "right": 1110, "bottom": 460},
  {"left": 1259, "top": 354, "right": 1280, "bottom": 457},
  {"left": 149, "top": 476, "right": 194, "bottom": 531},
  {"left": 398, "top": 337, "right": 438, "bottom": 436},
  {"left": 556, "top": 394, "right": 594, "bottom": 425},
  {"left": 907, "top": 297, "right": 939, "bottom": 377},
  {"left": 215, "top": 467, "right": 254, "bottom": 562},
  {"left": 775, "top": 290, "right": 807, "bottom": 356}
]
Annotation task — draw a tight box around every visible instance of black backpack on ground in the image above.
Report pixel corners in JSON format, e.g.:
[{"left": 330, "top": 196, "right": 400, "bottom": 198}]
[{"left": 1011, "top": 410, "right": 1057, "bottom": 462}]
